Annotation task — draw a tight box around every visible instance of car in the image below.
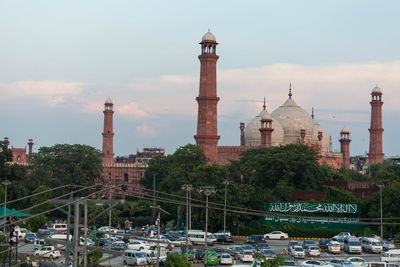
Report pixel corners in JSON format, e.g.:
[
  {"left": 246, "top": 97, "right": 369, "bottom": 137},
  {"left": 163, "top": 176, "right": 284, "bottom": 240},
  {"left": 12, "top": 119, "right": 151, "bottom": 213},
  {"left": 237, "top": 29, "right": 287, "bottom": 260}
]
[
  {"left": 328, "top": 241, "right": 341, "bottom": 254},
  {"left": 264, "top": 231, "right": 288, "bottom": 240},
  {"left": 256, "top": 240, "right": 270, "bottom": 250},
  {"left": 215, "top": 230, "right": 232, "bottom": 237},
  {"left": 34, "top": 246, "right": 61, "bottom": 259},
  {"left": 195, "top": 248, "right": 205, "bottom": 260},
  {"left": 171, "top": 236, "right": 193, "bottom": 246},
  {"left": 346, "top": 257, "right": 366, "bottom": 266},
  {"left": 260, "top": 248, "right": 276, "bottom": 259},
  {"left": 127, "top": 239, "right": 152, "bottom": 250},
  {"left": 305, "top": 246, "right": 321, "bottom": 257},
  {"left": 381, "top": 249, "right": 400, "bottom": 262},
  {"left": 242, "top": 245, "right": 257, "bottom": 253},
  {"left": 333, "top": 232, "right": 352, "bottom": 239},
  {"left": 100, "top": 238, "right": 110, "bottom": 246},
  {"left": 288, "top": 240, "right": 300, "bottom": 252},
  {"left": 291, "top": 246, "right": 305, "bottom": 259},
  {"left": 110, "top": 241, "right": 126, "bottom": 251},
  {"left": 240, "top": 250, "right": 254, "bottom": 263},
  {"left": 227, "top": 245, "right": 243, "bottom": 257},
  {"left": 360, "top": 237, "right": 383, "bottom": 253},
  {"left": 344, "top": 237, "right": 361, "bottom": 254},
  {"left": 319, "top": 239, "right": 331, "bottom": 250},
  {"left": 382, "top": 241, "right": 396, "bottom": 251},
  {"left": 216, "top": 235, "right": 233, "bottom": 243},
  {"left": 247, "top": 235, "right": 264, "bottom": 244},
  {"left": 332, "top": 237, "right": 345, "bottom": 250},
  {"left": 79, "top": 237, "right": 95, "bottom": 246},
  {"left": 218, "top": 253, "right": 233, "bottom": 265},
  {"left": 301, "top": 260, "right": 334, "bottom": 267},
  {"left": 25, "top": 233, "right": 37, "bottom": 243},
  {"left": 98, "top": 226, "right": 117, "bottom": 233},
  {"left": 329, "top": 258, "right": 354, "bottom": 267},
  {"left": 303, "top": 240, "right": 317, "bottom": 249},
  {"left": 123, "top": 250, "right": 147, "bottom": 266}
]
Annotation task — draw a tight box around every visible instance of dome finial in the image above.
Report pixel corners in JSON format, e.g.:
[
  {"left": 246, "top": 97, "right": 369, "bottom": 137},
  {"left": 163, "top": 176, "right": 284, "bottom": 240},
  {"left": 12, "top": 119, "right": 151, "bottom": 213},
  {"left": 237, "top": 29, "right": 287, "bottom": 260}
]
[
  {"left": 288, "top": 83, "right": 292, "bottom": 99},
  {"left": 263, "top": 97, "right": 266, "bottom": 110},
  {"left": 311, "top": 107, "right": 314, "bottom": 119}
]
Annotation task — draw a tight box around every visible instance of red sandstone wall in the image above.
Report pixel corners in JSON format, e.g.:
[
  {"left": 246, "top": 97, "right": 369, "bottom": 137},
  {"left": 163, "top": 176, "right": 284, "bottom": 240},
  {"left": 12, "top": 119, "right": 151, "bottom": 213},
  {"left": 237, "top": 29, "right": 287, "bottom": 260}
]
[
  {"left": 11, "top": 148, "right": 28, "bottom": 163},
  {"left": 102, "top": 163, "right": 147, "bottom": 195},
  {"left": 217, "top": 146, "right": 248, "bottom": 165}
]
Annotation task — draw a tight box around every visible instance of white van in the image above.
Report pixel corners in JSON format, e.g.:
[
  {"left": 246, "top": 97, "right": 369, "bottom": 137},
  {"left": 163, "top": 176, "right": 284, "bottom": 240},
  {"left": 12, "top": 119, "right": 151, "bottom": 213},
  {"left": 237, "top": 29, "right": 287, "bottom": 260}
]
[
  {"left": 49, "top": 234, "right": 72, "bottom": 249},
  {"left": 344, "top": 237, "right": 362, "bottom": 254},
  {"left": 123, "top": 250, "right": 147, "bottom": 266},
  {"left": 361, "top": 237, "right": 383, "bottom": 253},
  {"left": 187, "top": 230, "right": 216, "bottom": 245},
  {"left": 48, "top": 223, "right": 67, "bottom": 233},
  {"left": 381, "top": 249, "right": 400, "bottom": 262},
  {"left": 140, "top": 249, "right": 158, "bottom": 264},
  {"left": 361, "top": 262, "right": 400, "bottom": 267}
]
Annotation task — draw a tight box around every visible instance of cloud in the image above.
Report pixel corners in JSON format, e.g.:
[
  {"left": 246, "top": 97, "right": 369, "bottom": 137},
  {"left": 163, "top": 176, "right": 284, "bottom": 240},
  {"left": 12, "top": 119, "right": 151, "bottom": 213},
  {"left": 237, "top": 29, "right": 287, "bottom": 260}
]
[
  {"left": 135, "top": 123, "right": 158, "bottom": 137},
  {"left": 0, "top": 80, "right": 87, "bottom": 106},
  {"left": 118, "top": 102, "right": 149, "bottom": 118}
]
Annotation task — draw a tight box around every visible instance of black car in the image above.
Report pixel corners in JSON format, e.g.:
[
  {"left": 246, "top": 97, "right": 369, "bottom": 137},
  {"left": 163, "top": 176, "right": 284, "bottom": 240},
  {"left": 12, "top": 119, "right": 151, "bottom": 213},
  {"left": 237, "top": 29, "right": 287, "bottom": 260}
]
[
  {"left": 216, "top": 235, "right": 233, "bottom": 243},
  {"left": 247, "top": 234, "right": 264, "bottom": 244},
  {"left": 256, "top": 240, "right": 270, "bottom": 250},
  {"left": 302, "top": 240, "right": 316, "bottom": 249},
  {"left": 195, "top": 248, "right": 205, "bottom": 260},
  {"left": 24, "top": 233, "right": 37, "bottom": 243},
  {"left": 319, "top": 239, "right": 330, "bottom": 250}
]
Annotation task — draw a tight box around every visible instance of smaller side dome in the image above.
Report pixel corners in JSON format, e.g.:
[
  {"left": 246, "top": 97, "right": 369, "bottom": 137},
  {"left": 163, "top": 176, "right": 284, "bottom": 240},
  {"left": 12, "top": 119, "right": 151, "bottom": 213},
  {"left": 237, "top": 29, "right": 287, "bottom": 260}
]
[
  {"left": 105, "top": 97, "right": 113, "bottom": 105},
  {"left": 372, "top": 85, "right": 382, "bottom": 94},
  {"left": 341, "top": 126, "right": 350, "bottom": 134},
  {"left": 202, "top": 30, "right": 216, "bottom": 42}
]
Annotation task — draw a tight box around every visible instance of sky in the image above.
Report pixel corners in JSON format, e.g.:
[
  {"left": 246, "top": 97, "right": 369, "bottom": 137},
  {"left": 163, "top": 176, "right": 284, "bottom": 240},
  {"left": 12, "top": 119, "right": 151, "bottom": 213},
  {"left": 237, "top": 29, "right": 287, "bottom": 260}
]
[{"left": 1, "top": 0, "right": 400, "bottom": 157}]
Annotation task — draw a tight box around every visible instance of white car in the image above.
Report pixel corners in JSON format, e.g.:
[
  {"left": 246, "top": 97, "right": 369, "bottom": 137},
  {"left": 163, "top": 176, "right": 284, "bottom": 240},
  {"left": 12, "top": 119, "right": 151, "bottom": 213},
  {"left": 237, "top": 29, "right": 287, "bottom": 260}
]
[
  {"left": 328, "top": 241, "right": 341, "bottom": 254},
  {"left": 171, "top": 237, "right": 193, "bottom": 246},
  {"left": 34, "top": 246, "right": 61, "bottom": 259},
  {"left": 264, "top": 231, "right": 288, "bottom": 240},
  {"left": 333, "top": 232, "right": 351, "bottom": 239},
  {"left": 219, "top": 253, "right": 233, "bottom": 265},
  {"left": 127, "top": 239, "right": 153, "bottom": 250},
  {"left": 240, "top": 250, "right": 254, "bottom": 263},
  {"left": 302, "top": 260, "right": 334, "bottom": 267},
  {"left": 291, "top": 246, "right": 305, "bottom": 259},
  {"left": 98, "top": 226, "right": 117, "bottom": 233},
  {"left": 347, "top": 257, "right": 366, "bottom": 266},
  {"left": 79, "top": 237, "right": 95, "bottom": 246},
  {"left": 305, "top": 246, "right": 321, "bottom": 257}
]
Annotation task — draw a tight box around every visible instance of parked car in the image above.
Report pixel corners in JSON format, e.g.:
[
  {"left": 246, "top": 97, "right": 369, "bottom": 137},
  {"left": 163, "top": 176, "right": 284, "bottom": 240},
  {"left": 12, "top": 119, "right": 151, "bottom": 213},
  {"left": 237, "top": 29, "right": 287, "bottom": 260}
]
[
  {"left": 37, "top": 228, "right": 58, "bottom": 238},
  {"left": 382, "top": 241, "right": 396, "bottom": 251},
  {"left": 25, "top": 233, "right": 37, "bottom": 243},
  {"left": 381, "top": 249, "right": 400, "bottom": 262},
  {"left": 360, "top": 237, "right": 383, "bottom": 253},
  {"left": 344, "top": 237, "right": 361, "bottom": 254},
  {"left": 288, "top": 240, "right": 300, "bottom": 252},
  {"left": 110, "top": 241, "right": 126, "bottom": 251},
  {"left": 264, "top": 231, "right": 288, "bottom": 240},
  {"left": 123, "top": 250, "right": 147, "bottom": 266},
  {"left": 47, "top": 223, "right": 68, "bottom": 233},
  {"left": 303, "top": 240, "right": 317, "bottom": 249},
  {"left": 127, "top": 239, "right": 152, "bottom": 250},
  {"left": 305, "top": 246, "right": 321, "bottom": 257},
  {"left": 332, "top": 237, "right": 345, "bottom": 250},
  {"left": 247, "top": 235, "right": 264, "bottom": 244},
  {"left": 34, "top": 246, "right": 61, "bottom": 259},
  {"left": 333, "top": 232, "right": 352, "bottom": 239},
  {"left": 216, "top": 235, "right": 233, "bottom": 243},
  {"left": 240, "top": 250, "right": 254, "bottom": 263},
  {"left": 329, "top": 258, "right": 354, "bottom": 267},
  {"left": 319, "top": 239, "right": 331, "bottom": 250},
  {"left": 218, "top": 253, "right": 233, "bottom": 265},
  {"left": 301, "top": 260, "right": 334, "bottom": 267},
  {"left": 195, "top": 248, "right": 205, "bottom": 260},
  {"left": 346, "top": 257, "right": 366, "bottom": 266},
  {"left": 260, "top": 248, "right": 276, "bottom": 259},
  {"left": 291, "top": 246, "right": 305, "bottom": 259},
  {"left": 256, "top": 240, "right": 270, "bottom": 250},
  {"left": 328, "top": 241, "right": 341, "bottom": 254},
  {"left": 227, "top": 245, "right": 243, "bottom": 257}
]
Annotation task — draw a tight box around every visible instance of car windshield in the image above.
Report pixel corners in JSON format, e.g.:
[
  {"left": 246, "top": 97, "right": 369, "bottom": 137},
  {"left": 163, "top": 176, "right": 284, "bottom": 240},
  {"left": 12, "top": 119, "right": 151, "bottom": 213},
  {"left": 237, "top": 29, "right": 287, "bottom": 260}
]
[
  {"left": 295, "top": 248, "right": 303, "bottom": 251},
  {"left": 222, "top": 254, "right": 230, "bottom": 258},
  {"left": 310, "top": 247, "right": 319, "bottom": 250},
  {"left": 349, "top": 242, "right": 360, "bottom": 246},
  {"left": 372, "top": 242, "right": 381, "bottom": 246},
  {"left": 136, "top": 253, "right": 145, "bottom": 258}
]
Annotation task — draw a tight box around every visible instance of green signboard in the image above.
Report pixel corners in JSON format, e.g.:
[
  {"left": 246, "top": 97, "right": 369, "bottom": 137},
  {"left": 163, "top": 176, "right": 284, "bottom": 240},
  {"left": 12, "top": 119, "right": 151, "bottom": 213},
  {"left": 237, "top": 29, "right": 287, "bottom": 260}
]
[{"left": 266, "top": 202, "right": 360, "bottom": 214}]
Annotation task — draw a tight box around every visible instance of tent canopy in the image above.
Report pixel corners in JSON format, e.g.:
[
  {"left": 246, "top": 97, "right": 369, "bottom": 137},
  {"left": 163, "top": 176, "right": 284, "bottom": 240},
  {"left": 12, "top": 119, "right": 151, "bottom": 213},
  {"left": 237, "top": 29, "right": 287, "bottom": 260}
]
[{"left": 0, "top": 206, "right": 31, "bottom": 217}]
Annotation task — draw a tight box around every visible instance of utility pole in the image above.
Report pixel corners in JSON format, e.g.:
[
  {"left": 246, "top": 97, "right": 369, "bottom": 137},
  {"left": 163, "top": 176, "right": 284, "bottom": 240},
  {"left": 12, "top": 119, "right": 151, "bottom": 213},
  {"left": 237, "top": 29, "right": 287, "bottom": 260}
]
[
  {"left": 2, "top": 180, "right": 10, "bottom": 233},
  {"left": 199, "top": 186, "right": 215, "bottom": 267},
  {"left": 151, "top": 206, "right": 169, "bottom": 267},
  {"left": 377, "top": 184, "right": 384, "bottom": 239},
  {"left": 83, "top": 199, "right": 88, "bottom": 267},
  {"left": 181, "top": 184, "right": 192, "bottom": 262},
  {"left": 189, "top": 190, "right": 192, "bottom": 231},
  {"left": 223, "top": 181, "right": 229, "bottom": 234},
  {"left": 151, "top": 172, "right": 158, "bottom": 224},
  {"left": 66, "top": 185, "right": 74, "bottom": 267}
]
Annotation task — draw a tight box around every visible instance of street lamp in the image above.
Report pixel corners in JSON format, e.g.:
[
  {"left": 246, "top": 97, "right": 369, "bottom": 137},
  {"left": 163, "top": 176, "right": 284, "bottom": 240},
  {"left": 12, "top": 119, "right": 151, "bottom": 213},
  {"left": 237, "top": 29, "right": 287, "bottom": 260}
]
[
  {"left": 151, "top": 206, "right": 170, "bottom": 267},
  {"left": 2, "top": 180, "right": 10, "bottom": 233},
  {"left": 222, "top": 181, "right": 229, "bottom": 234},
  {"left": 377, "top": 184, "right": 384, "bottom": 239},
  {"left": 199, "top": 186, "right": 216, "bottom": 267},
  {"left": 181, "top": 184, "right": 193, "bottom": 262},
  {"left": 151, "top": 172, "right": 158, "bottom": 224}
]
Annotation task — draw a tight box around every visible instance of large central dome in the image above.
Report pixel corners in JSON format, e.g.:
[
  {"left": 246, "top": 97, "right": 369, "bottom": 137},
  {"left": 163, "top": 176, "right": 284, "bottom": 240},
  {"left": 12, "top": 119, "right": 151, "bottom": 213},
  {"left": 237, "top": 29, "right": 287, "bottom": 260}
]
[{"left": 271, "top": 97, "right": 314, "bottom": 145}]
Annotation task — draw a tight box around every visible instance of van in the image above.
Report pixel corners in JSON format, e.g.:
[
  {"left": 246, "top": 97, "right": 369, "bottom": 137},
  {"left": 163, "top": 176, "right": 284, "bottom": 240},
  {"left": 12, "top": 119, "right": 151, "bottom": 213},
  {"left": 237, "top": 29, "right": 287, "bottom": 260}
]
[
  {"left": 141, "top": 249, "right": 158, "bottom": 264},
  {"left": 361, "top": 237, "right": 383, "bottom": 253},
  {"left": 361, "top": 262, "right": 400, "bottom": 267},
  {"left": 123, "top": 250, "right": 147, "bottom": 266},
  {"left": 187, "top": 230, "right": 217, "bottom": 245},
  {"left": 344, "top": 237, "right": 362, "bottom": 254},
  {"left": 48, "top": 223, "right": 67, "bottom": 233},
  {"left": 49, "top": 234, "right": 72, "bottom": 250},
  {"left": 381, "top": 249, "right": 400, "bottom": 262}
]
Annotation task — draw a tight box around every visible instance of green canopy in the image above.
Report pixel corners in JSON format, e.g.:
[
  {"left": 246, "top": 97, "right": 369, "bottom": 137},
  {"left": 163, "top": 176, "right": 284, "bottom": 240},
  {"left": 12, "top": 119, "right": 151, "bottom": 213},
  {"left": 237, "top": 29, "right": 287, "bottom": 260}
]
[{"left": 0, "top": 206, "right": 31, "bottom": 217}]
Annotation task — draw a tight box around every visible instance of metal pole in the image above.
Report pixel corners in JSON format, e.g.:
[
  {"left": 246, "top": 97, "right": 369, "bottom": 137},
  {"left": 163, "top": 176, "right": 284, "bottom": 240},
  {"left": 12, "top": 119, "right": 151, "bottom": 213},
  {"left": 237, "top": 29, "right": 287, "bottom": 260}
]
[
  {"left": 84, "top": 200, "right": 88, "bottom": 267},
  {"left": 3, "top": 180, "right": 10, "bottom": 233},
  {"left": 223, "top": 181, "right": 229, "bottom": 234},
  {"left": 73, "top": 200, "right": 80, "bottom": 267},
  {"left": 15, "top": 236, "right": 18, "bottom": 261},
  {"left": 66, "top": 189, "right": 72, "bottom": 266},
  {"left": 378, "top": 184, "right": 384, "bottom": 239},
  {"left": 152, "top": 172, "right": 157, "bottom": 224},
  {"left": 156, "top": 212, "right": 160, "bottom": 267},
  {"left": 185, "top": 189, "right": 189, "bottom": 262},
  {"left": 204, "top": 194, "right": 208, "bottom": 267},
  {"left": 189, "top": 190, "right": 192, "bottom": 231}
]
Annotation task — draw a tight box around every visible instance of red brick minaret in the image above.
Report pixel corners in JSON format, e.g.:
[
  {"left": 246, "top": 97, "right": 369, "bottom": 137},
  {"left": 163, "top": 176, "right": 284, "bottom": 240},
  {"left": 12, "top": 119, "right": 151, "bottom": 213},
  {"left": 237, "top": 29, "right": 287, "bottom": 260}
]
[
  {"left": 102, "top": 97, "right": 115, "bottom": 164},
  {"left": 240, "top": 122, "right": 245, "bottom": 146},
  {"left": 194, "top": 30, "right": 220, "bottom": 162},
  {"left": 28, "top": 138, "right": 34, "bottom": 158},
  {"left": 339, "top": 126, "right": 351, "bottom": 169},
  {"left": 368, "top": 86, "right": 384, "bottom": 164}
]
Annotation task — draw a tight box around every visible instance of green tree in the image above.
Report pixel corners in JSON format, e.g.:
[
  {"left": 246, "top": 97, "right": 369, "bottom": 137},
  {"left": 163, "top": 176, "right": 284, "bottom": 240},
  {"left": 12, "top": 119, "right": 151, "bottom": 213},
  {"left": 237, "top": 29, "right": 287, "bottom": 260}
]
[
  {"left": 30, "top": 144, "right": 103, "bottom": 187},
  {"left": 322, "top": 186, "right": 358, "bottom": 203},
  {"left": 27, "top": 185, "right": 52, "bottom": 231},
  {"left": 165, "top": 253, "right": 190, "bottom": 267},
  {"left": 253, "top": 254, "right": 285, "bottom": 267}
]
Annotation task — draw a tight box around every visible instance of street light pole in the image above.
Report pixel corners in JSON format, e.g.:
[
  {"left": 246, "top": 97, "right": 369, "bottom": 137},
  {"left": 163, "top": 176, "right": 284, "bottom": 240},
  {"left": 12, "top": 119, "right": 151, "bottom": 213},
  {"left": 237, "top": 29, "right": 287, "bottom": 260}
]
[
  {"left": 222, "top": 181, "right": 229, "bottom": 234},
  {"left": 151, "top": 206, "right": 169, "bottom": 267},
  {"left": 199, "top": 186, "right": 215, "bottom": 267},
  {"left": 151, "top": 172, "right": 158, "bottom": 224},
  {"left": 2, "top": 180, "right": 10, "bottom": 233},
  {"left": 182, "top": 184, "right": 192, "bottom": 262},
  {"left": 377, "top": 184, "right": 384, "bottom": 239}
]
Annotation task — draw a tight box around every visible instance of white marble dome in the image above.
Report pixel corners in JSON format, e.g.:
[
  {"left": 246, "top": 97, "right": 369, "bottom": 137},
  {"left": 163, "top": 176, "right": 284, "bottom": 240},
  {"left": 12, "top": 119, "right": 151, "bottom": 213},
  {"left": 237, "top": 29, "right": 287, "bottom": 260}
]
[
  {"left": 202, "top": 30, "right": 216, "bottom": 42},
  {"left": 271, "top": 97, "right": 314, "bottom": 145},
  {"left": 105, "top": 97, "right": 113, "bottom": 105},
  {"left": 244, "top": 109, "right": 284, "bottom": 147},
  {"left": 372, "top": 85, "right": 382, "bottom": 94},
  {"left": 341, "top": 126, "right": 350, "bottom": 134}
]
